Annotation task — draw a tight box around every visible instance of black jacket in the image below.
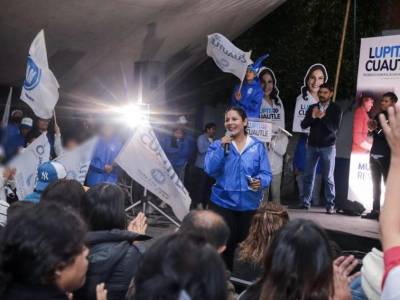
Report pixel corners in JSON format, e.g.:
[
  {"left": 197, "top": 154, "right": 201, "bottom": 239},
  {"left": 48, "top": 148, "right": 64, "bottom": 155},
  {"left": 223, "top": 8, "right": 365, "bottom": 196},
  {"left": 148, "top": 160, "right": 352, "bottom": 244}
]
[
  {"left": 2, "top": 284, "right": 68, "bottom": 300},
  {"left": 301, "top": 101, "right": 342, "bottom": 147},
  {"left": 371, "top": 112, "right": 390, "bottom": 157},
  {"left": 75, "top": 229, "right": 151, "bottom": 300}
]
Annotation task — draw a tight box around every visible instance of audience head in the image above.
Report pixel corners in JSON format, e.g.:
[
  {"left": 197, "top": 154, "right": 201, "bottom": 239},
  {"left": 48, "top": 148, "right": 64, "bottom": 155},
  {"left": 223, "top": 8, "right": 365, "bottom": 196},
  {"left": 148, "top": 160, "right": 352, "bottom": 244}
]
[
  {"left": 41, "top": 179, "right": 85, "bottom": 212},
  {"left": 34, "top": 162, "right": 67, "bottom": 193},
  {"left": 239, "top": 203, "right": 289, "bottom": 264},
  {"left": 180, "top": 210, "right": 230, "bottom": 253},
  {"left": 131, "top": 233, "right": 227, "bottom": 300},
  {"left": 380, "top": 92, "right": 398, "bottom": 112},
  {"left": 358, "top": 96, "right": 374, "bottom": 112},
  {"left": 20, "top": 117, "right": 33, "bottom": 137},
  {"left": 81, "top": 183, "right": 127, "bottom": 231},
  {"left": 204, "top": 123, "right": 217, "bottom": 138},
  {"left": 36, "top": 117, "right": 51, "bottom": 132},
  {"left": 0, "top": 203, "right": 88, "bottom": 294},
  {"left": 9, "top": 110, "right": 23, "bottom": 124},
  {"left": 258, "top": 219, "right": 334, "bottom": 300}
]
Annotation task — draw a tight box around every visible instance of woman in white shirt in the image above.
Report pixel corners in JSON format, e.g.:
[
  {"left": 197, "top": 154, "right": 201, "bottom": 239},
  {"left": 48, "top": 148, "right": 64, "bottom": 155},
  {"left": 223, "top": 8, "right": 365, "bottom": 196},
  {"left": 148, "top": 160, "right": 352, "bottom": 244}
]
[{"left": 259, "top": 67, "right": 288, "bottom": 203}]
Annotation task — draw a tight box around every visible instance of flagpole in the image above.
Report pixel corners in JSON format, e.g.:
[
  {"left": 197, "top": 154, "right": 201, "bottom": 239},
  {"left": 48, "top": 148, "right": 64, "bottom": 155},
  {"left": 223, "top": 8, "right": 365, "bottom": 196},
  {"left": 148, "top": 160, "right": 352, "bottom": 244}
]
[{"left": 333, "top": 0, "right": 351, "bottom": 102}]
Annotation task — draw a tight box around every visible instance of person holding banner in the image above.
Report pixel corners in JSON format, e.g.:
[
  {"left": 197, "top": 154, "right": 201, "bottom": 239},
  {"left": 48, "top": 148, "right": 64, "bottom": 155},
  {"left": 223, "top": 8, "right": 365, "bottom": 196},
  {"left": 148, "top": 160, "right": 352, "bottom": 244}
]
[
  {"left": 292, "top": 64, "right": 328, "bottom": 133},
  {"left": 205, "top": 106, "right": 272, "bottom": 270},
  {"left": 230, "top": 55, "right": 268, "bottom": 118},
  {"left": 259, "top": 67, "right": 288, "bottom": 203}
]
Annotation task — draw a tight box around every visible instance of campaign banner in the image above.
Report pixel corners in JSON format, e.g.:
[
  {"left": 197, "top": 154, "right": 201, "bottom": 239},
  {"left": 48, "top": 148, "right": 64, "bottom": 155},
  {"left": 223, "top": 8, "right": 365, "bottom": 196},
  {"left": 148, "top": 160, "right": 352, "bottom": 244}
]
[
  {"left": 292, "top": 63, "right": 328, "bottom": 133},
  {"left": 115, "top": 125, "right": 191, "bottom": 221},
  {"left": 348, "top": 34, "right": 400, "bottom": 210},
  {"left": 207, "top": 33, "right": 252, "bottom": 80},
  {"left": 54, "top": 136, "right": 98, "bottom": 185},
  {"left": 247, "top": 118, "right": 273, "bottom": 143},
  {"left": 20, "top": 30, "right": 60, "bottom": 119},
  {"left": 8, "top": 133, "right": 50, "bottom": 199}
]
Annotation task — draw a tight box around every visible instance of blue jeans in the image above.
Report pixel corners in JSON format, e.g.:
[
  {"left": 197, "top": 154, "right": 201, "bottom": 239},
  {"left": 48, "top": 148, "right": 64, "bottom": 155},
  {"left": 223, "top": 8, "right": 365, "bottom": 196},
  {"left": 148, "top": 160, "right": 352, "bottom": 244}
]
[
  {"left": 350, "top": 276, "right": 368, "bottom": 300},
  {"left": 302, "top": 145, "right": 336, "bottom": 208}
]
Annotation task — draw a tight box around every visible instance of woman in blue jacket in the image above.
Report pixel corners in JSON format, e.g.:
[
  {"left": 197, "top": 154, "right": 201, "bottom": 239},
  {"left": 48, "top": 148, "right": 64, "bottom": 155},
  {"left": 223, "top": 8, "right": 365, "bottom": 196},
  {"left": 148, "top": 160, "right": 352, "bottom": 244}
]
[{"left": 205, "top": 106, "right": 272, "bottom": 270}]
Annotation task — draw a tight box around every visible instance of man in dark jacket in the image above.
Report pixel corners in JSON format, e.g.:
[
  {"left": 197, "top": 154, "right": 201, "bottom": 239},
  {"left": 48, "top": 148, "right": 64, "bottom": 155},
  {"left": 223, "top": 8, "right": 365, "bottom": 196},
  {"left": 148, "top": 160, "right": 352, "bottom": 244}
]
[{"left": 299, "top": 83, "right": 342, "bottom": 214}]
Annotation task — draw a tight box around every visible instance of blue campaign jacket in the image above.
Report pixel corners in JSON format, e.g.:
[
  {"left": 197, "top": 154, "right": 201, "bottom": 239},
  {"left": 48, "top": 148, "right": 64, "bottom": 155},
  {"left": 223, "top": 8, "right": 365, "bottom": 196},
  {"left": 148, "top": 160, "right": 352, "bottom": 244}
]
[
  {"left": 161, "top": 134, "right": 195, "bottom": 168},
  {"left": 3, "top": 124, "right": 25, "bottom": 160},
  {"left": 205, "top": 136, "right": 272, "bottom": 211},
  {"left": 86, "top": 136, "right": 123, "bottom": 187},
  {"left": 230, "top": 79, "right": 264, "bottom": 118}
]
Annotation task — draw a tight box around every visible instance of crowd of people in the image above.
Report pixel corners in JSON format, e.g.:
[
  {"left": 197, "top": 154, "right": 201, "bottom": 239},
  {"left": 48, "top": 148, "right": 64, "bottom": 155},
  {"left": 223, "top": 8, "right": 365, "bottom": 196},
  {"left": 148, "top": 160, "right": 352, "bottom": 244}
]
[{"left": 0, "top": 54, "right": 400, "bottom": 300}]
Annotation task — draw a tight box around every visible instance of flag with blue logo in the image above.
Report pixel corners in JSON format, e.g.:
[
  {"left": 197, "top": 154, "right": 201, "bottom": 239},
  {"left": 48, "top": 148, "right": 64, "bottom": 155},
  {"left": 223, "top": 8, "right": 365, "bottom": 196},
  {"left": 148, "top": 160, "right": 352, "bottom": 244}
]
[
  {"left": 207, "top": 33, "right": 252, "bottom": 80},
  {"left": 20, "top": 30, "right": 60, "bottom": 119}
]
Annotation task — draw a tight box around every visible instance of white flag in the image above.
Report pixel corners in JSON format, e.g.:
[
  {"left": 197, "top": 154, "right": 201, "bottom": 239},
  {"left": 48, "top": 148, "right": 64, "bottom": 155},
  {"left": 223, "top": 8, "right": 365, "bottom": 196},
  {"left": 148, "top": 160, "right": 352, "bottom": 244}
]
[
  {"left": 20, "top": 30, "right": 60, "bottom": 119},
  {"left": 54, "top": 136, "right": 98, "bottom": 184},
  {"left": 207, "top": 33, "right": 252, "bottom": 80},
  {"left": 1, "top": 87, "right": 12, "bottom": 128},
  {"left": 115, "top": 125, "right": 191, "bottom": 221},
  {"left": 8, "top": 133, "right": 50, "bottom": 199}
]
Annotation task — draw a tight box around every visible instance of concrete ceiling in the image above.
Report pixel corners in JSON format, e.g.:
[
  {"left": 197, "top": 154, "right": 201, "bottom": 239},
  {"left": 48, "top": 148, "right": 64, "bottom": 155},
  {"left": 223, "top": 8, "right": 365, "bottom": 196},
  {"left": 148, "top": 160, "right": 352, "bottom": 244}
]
[{"left": 0, "top": 0, "right": 286, "bottom": 104}]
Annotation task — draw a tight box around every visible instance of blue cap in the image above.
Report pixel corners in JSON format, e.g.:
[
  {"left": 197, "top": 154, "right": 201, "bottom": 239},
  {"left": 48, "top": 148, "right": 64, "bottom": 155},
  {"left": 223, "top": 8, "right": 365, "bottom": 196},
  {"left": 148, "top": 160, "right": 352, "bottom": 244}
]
[{"left": 35, "top": 161, "right": 67, "bottom": 192}]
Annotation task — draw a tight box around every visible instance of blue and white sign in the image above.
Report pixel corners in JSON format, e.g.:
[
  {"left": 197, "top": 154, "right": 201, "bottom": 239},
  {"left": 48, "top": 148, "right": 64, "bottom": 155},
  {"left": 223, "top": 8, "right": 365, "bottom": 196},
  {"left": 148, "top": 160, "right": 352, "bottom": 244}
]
[
  {"left": 20, "top": 30, "right": 60, "bottom": 119},
  {"left": 207, "top": 33, "right": 252, "bottom": 81}
]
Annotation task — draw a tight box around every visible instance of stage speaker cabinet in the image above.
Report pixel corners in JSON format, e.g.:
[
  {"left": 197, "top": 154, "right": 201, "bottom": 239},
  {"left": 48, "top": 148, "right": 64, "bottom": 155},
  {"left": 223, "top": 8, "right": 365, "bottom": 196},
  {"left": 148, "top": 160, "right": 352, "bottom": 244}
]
[{"left": 134, "top": 61, "right": 166, "bottom": 105}]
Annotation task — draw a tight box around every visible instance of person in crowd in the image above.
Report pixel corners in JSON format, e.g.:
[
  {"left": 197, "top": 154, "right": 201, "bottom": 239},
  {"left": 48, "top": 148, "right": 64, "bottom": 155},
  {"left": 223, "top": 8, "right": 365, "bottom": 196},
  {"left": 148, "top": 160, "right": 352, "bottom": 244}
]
[
  {"left": 298, "top": 83, "right": 342, "bottom": 214},
  {"left": 179, "top": 210, "right": 230, "bottom": 253},
  {"left": 86, "top": 123, "right": 123, "bottom": 187},
  {"left": 230, "top": 54, "right": 268, "bottom": 118},
  {"left": 205, "top": 106, "right": 272, "bottom": 270},
  {"left": 75, "top": 183, "right": 150, "bottom": 300},
  {"left": 20, "top": 117, "right": 33, "bottom": 141},
  {"left": 193, "top": 122, "right": 217, "bottom": 209},
  {"left": 378, "top": 101, "right": 400, "bottom": 299},
  {"left": 0, "top": 203, "right": 89, "bottom": 300},
  {"left": 25, "top": 161, "right": 67, "bottom": 203},
  {"left": 352, "top": 95, "right": 374, "bottom": 153},
  {"left": 161, "top": 125, "right": 194, "bottom": 182},
  {"left": 362, "top": 92, "right": 398, "bottom": 220},
  {"left": 293, "top": 134, "right": 323, "bottom": 206},
  {"left": 239, "top": 219, "right": 358, "bottom": 300},
  {"left": 0, "top": 167, "right": 16, "bottom": 226},
  {"left": 40, "top": 179, "right": 86, "bottom": 213},
  {"left": 292, "top": 63, "right": 328, "bottom": 133},
  {"left": 239, "top": 203, "right": 289, "bottom": 266},
  {"left": 3, "top": 110, "right": 25, "bottom": 160},
  {"left": 179, "top": 210, "right": 236, "bottom": 299},
  {"left": 259, "top": 67, "right": 288, "bottom": 203},
  {"left": 129, "top": 233, "right": 228, "bottom": 300}
]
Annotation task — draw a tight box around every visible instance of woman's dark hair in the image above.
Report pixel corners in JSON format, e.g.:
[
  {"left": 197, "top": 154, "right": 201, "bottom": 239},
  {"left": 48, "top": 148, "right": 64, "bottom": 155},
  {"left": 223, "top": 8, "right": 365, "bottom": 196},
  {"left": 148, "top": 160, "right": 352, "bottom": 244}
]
[
  {"left": 0, "top": 203, "right": 87, "bottom": 294},
  {"left": 301, "top": 63, "right": 328, "bottom": 101},
  {"left": 225, "top": 106, "right": 248, "bottom": 133},
  {"left": 356, "top": 95, "right": 374, "bottom": 108},
  {"left": 41, "top": 179, "right": 85, "bottom": 213},
  {"left": 81, "top": 183, "right": 127, "bottom": 231},
  {"left": 131, "top": 233, "right": 227, "bottom": 300},
  {"left": 382, "top": 91, "right": 398, "bottom": 103},
  {"left": 258, "top": 219, "right": 334, "bottom": 300},
  {"left": 259, "top": 68, "right": 281, "bottom": 107}
]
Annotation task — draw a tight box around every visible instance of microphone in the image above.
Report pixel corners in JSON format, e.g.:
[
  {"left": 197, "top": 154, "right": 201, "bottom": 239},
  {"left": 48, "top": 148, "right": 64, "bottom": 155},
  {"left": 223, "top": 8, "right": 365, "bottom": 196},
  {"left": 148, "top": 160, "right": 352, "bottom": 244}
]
[{"left": 224, "top": 131, "right": 233, "bottom": 155}]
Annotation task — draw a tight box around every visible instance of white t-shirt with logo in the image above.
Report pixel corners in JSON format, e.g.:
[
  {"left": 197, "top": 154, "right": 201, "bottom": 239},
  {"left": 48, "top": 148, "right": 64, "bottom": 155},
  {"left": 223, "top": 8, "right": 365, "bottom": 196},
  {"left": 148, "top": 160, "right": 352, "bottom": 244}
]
[{"left": 292, "top": 91, "right": 318, "bottom": 133}]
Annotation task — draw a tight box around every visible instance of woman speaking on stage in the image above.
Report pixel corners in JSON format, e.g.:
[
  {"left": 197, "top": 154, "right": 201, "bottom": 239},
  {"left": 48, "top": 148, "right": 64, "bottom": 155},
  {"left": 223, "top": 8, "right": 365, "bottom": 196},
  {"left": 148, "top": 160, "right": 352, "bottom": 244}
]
[{"left": 204, "top": 106, "right": 272, "bottom": 270}]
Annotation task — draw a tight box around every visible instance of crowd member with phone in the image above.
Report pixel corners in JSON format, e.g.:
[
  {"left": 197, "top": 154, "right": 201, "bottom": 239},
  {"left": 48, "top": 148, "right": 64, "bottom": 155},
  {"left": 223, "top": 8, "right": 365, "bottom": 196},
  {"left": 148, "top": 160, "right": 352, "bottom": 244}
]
[{"left": 205, "top": 106, "right": 272, "bottom": 270}]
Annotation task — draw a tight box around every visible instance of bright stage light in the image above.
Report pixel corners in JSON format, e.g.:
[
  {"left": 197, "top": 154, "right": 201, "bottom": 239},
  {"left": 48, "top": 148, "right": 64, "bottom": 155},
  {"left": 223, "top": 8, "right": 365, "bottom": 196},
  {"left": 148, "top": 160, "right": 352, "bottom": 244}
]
[{"left": 111, "top": 103, "right": 149, "bottom": 128}]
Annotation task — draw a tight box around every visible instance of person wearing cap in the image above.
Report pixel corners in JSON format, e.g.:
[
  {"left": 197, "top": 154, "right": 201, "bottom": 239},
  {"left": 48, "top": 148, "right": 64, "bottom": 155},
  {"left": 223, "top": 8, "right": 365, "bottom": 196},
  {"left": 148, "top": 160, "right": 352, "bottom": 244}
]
[
  {"left": 3, "top": 110, "right": 25, "bottom": 161},
  {"left": 230, "top": 54, "right": 269, "bottom": 118},
  {"left": 24, "top": 161, "right": 67, "bottom": 203},
  {"left": 20, "top": 117, "right": 33, "bottom": 139}
]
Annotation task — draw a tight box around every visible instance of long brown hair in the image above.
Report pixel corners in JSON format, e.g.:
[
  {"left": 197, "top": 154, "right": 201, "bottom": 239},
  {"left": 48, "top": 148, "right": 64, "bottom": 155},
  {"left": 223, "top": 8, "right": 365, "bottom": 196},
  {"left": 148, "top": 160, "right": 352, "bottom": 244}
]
[{"left": 238, "top": 202, "right": 289, "bottom": 264}]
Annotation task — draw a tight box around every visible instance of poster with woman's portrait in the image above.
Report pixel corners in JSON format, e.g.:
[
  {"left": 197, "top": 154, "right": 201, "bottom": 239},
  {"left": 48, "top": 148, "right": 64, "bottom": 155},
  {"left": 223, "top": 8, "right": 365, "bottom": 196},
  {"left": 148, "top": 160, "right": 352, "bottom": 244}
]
[
  {"left": 259, "top": 67, "right": 285, "bottom": 131},
  {"left": 292, "top": 63, "right": 328, "bottom": 133}
]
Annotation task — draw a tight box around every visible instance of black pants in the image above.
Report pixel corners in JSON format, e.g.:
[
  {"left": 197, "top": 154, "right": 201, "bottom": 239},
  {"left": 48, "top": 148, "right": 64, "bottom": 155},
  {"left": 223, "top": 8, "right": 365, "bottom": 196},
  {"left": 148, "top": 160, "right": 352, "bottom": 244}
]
[
  {"left": 370, "top": 156, "right": 390, "bottom": 212},
  {"left": 192, "top": 167, "right": 214, "bottom": 208},
  {"left": 209, "top": 202, "right": 256, "bottom": 271}
]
